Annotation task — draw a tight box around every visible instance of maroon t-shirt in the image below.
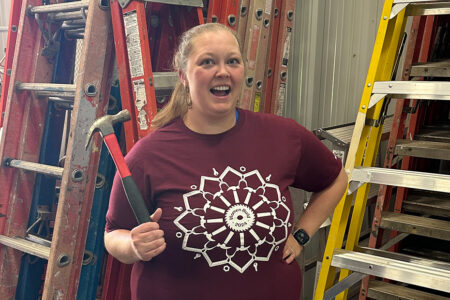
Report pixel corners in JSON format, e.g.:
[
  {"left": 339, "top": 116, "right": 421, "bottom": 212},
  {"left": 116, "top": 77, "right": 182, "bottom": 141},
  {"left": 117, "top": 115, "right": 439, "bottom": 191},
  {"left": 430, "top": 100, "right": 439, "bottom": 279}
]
[{"left": 106, "top": 108, "right": 342, "bottom": 300}]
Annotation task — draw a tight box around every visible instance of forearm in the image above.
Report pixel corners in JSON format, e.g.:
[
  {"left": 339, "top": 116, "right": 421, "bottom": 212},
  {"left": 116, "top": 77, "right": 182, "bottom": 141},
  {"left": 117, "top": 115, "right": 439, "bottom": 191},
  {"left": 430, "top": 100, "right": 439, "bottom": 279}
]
[
  {"left": 104, "top": 229, "right": 140, "bottom": 264},
  {"left": 294, "top": 167, "right": 348, "bottom": 237}
]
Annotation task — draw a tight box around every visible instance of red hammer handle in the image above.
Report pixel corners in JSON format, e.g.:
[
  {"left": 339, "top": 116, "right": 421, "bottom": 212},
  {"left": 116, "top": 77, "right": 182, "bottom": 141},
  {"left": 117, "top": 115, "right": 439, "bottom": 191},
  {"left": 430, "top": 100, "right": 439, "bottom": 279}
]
[{"left": 103, "top": 135, "right": 151, "bottom": 224}]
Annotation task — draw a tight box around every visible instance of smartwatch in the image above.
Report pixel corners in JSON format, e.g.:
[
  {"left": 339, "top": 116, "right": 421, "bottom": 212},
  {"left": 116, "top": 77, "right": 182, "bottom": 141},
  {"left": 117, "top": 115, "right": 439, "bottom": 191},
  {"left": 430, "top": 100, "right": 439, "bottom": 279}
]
[{"left": 293, "top": 228, "right": 310, "bottom": 246}]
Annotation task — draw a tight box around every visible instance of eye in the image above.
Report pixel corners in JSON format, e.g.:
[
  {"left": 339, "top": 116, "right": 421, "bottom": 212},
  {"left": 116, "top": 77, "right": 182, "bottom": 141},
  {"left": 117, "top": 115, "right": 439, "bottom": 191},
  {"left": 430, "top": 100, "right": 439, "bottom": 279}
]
[
  {"left": 228, "top": 58, "right": 241, "bottom": 65},
  {"left": 200, "top": 58, "right": 214, "bottom": 66}
]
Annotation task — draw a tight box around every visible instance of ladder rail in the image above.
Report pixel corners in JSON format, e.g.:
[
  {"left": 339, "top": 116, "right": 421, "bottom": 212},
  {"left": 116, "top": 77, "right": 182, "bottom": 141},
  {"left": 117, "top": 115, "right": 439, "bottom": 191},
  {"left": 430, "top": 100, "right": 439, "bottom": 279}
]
[{"left": 41, "top": 0, "right": 115, "bottom": 297}]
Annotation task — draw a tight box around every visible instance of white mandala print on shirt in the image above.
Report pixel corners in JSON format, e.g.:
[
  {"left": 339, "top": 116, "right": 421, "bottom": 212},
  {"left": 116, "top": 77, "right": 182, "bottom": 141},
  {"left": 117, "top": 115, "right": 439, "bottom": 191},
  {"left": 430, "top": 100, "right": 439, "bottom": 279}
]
[{"left": 174, "top": 166, "right": 291, "bottom": 273}]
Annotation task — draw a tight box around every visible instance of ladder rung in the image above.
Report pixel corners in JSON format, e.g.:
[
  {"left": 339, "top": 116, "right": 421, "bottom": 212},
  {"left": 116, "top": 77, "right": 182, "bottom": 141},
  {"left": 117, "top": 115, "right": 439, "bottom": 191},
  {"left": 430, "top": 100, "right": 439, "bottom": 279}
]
[
  {"left": 48, "top": 97, "right": 74, "bottom": 104},
  {"left": 395, "top": 139, "right": 450, "bottom": 160},
  {"left": 416, "top": 129, "right": 450, "bottom": 143},
  {"left": 380, "top": 211, "right": 450, "bottom": 241},
  {"left": 404, "top": 193, "right": 450, "bottom": 218},
  {"left": 153, "top": 72, "right": 178, "bottom": 90},
  {"left": 0, "top": 235, "right": 50, "bottom": 260},
  {"left": 15, "top": 83, "right": 76, "bottom": 98},
  {"left": 350, "top": 167, "right": 450, "bottom": 193},
  {"left": 369, "top": 81, "right": 450, "bottom": 108},
  {"left": 367, "top": 279, "right": 450, "bottom": 300},
  {"left": 406, "top": 2, "right": 450, "bottom": 16},
  {"left": 27, "top": 2, "right": 89, "bottom": 14},
  {"left": 15, "top": 83, "right": 76, "bottom": 93},
  {"left": 64, "top": 29, "right": 84, "bottom": 40},
  {"left": 331, "top": 248, "right": 450, "bottom": 293},
  {"left": 411, "top": 60, "right": 450, "bottom": 77},
  {"left": 4, "top": 159, "right": 63, "bottom": 178},
  {"left": 144, "top": 0, "right": 203, "bottom": 7},
  {"left": 48, "top": 11, "right": 88, "bottom": 22},
  {"left": 61, "top": 19, "right": 86, "bottom": 30}
]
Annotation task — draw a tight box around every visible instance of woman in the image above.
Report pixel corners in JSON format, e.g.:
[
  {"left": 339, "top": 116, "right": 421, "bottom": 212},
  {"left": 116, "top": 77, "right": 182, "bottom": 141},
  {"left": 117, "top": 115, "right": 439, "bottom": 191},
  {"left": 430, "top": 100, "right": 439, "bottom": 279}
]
[{"left": 104, "top": 23, "right": 347, "bottom": 300}]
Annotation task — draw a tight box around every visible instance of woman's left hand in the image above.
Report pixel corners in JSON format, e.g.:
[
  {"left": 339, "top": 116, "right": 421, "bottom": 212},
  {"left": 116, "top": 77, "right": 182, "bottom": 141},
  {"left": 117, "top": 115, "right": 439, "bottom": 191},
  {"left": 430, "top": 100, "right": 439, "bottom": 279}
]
[{"left": 282, "top": 234, "right": 302, "bottom": 264}]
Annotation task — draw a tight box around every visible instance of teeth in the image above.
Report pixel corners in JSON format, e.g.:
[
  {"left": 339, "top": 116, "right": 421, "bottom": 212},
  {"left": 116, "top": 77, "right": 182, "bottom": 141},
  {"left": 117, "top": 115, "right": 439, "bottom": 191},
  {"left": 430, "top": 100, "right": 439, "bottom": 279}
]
[{"left": 212, "top": 85, "right": 230, "bottom": 91}]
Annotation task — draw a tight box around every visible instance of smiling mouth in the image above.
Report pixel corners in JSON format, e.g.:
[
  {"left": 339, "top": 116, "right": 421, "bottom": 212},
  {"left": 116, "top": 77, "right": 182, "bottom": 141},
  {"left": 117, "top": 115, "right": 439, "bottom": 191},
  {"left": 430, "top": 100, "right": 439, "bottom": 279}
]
[{"left": 210, "top": 85, "right": 231, "bottom": 97}]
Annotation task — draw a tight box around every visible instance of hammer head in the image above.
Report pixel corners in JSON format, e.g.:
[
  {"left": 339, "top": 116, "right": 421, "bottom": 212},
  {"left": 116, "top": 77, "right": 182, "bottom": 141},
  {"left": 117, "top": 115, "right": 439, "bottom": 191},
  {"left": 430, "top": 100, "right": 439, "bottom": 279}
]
[{"left": 85, "top": 109, "right": 131, "bottom": 150}]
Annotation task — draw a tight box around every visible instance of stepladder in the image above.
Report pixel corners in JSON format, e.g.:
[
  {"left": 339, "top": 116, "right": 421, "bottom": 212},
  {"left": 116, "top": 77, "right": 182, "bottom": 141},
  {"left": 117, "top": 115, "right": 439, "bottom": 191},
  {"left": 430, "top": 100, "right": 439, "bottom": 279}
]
[
  {"left": 0, "top": 0, "right": 115, "bottom": 299},
  {"left": 314, "top": 1, "right": 450, "bottom": 299}
]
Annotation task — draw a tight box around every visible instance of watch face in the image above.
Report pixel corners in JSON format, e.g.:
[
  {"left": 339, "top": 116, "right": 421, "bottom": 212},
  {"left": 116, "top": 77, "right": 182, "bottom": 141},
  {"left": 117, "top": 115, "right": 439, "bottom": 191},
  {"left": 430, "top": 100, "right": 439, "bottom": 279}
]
[{"left": 294, "top": 229, "right": 310, "bottom": 246}]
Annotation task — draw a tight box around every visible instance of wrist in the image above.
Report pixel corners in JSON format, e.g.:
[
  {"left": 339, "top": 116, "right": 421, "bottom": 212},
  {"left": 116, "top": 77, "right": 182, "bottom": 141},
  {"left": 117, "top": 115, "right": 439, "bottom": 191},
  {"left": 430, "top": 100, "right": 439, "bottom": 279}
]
[
  {"left": 292, "top": 228, "right": 310, "bottom": 247},
  {"left": 129, "top": 237, "right": 144, "bottom": 261}
]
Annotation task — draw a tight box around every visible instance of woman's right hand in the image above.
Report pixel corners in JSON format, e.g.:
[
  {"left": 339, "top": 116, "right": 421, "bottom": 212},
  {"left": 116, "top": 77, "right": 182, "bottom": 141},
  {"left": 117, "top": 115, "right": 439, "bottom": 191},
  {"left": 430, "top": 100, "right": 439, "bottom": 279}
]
[{"left": 129, "top": 208, "right": 166, "bottom": 261}]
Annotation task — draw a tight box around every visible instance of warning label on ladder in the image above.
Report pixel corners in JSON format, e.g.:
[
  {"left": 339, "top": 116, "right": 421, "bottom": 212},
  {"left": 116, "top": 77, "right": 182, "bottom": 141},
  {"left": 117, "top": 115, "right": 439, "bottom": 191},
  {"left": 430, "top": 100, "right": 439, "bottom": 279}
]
[
  {"left": 132, "top": 79, "right": 149, "bottom": 130},
  {"left": 124, "top": 10, "right": 144, "bottom": 78}
]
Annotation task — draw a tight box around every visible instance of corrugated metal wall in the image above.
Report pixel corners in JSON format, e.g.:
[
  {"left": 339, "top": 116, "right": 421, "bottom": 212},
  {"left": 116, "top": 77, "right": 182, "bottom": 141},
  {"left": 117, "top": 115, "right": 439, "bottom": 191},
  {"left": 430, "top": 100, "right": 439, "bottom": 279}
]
[
  {"left": 286, "top": 0, "right": 385, "bottom": 130},
  {"left": 1, "top": 1, "right": 11, "bottom": 70}
]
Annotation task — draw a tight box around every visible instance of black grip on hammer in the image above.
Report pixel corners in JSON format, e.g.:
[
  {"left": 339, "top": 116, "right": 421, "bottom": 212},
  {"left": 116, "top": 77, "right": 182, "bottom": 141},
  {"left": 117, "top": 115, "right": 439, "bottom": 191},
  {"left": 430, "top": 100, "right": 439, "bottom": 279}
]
[{"left": 122, "top": 176, "right": 152, "bottom": 224}]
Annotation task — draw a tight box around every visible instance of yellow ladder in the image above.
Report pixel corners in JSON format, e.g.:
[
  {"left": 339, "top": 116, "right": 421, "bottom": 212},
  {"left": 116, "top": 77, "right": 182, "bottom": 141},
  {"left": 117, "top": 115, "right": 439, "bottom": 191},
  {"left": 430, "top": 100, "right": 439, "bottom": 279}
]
[{"left": 314, "top": 1, "right": 450, "bottom": 299}]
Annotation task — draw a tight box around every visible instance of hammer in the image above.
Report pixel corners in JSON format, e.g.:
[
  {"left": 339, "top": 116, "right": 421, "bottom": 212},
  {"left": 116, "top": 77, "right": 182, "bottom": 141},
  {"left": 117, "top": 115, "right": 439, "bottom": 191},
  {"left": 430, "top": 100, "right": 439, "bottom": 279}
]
[{"left": 86, "top": 109, "right": 151, "bottom": 224}]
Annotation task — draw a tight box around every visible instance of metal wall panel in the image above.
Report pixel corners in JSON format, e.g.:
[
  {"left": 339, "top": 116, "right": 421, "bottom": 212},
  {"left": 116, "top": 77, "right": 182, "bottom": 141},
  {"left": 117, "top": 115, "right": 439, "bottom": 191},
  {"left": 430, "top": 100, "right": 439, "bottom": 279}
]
[
  {"left": 286, "top": 0, "right": 385, "bottom": 130},
  {"left": 1, "top": 1, "right": 11, "bottom": 69}
]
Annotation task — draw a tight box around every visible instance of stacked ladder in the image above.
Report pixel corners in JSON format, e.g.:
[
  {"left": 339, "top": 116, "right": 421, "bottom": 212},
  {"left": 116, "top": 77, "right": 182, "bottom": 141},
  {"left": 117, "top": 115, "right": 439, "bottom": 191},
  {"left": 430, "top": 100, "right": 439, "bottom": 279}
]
[
  {"left": 208, "top": 0, "right": 295, "bottom": 115},
  {"left": 102, "top": 1, "right": 204, "bottom": 299},
  {"left": 314, "top": 1, "right": 450, "bottom": 299},
  {"left": 0, "top": 0, "right": 114, "bottom": 299}
]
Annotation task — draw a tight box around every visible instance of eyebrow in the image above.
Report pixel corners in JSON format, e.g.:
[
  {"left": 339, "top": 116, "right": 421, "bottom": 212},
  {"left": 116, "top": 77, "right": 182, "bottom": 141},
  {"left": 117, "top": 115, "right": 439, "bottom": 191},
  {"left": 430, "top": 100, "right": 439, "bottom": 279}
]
[{"left": 197, "top": 52, "right": 242, "bottom": 58}]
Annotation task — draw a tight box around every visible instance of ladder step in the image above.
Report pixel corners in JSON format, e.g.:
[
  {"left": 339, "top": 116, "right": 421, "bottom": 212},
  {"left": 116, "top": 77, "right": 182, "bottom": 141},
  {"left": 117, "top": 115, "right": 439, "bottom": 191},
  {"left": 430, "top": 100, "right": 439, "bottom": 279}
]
[
  {"left": 403, "top": 192, "right": 450, "bottom": 218},
  {"left": 410, "top": 59, "right": 450, "bottom": 77},
  {"left": 391, "top": 1, "right": 450, "bottom": 19},
  {"left": 153, "top": 72, "right": 178, "bottom": 91},
  {"left": 367, "top": 280, "right": 450, "bottom": 300},
  {"left": 4, "top": 159, "right": 63, "bottom": 178},
  {"left": 395, "top": 139, "right": 450, "bottom": 160},
  {"left": 27, "top": 1, "right": 89, "bottom": 14},
  {"left": 350, "top": 167, "right": 450, "bottom": 193},
  {"left": 331, "top": 247, "right": 450, "bottom": 293},
  {"left": 0, "top": 235, "right": 50, "bottom": 260},
  {"left": 380, "top": 211, "right": 450, "bottom": 241},
  {"left": 369, "top": 81, "right": 450, "bottom": 108},
  {"left": 406, "top": 1, "right": 450, "bottom": 16},
  {"left": 416, "top": 128, "right": 450, "bottom": 143}
]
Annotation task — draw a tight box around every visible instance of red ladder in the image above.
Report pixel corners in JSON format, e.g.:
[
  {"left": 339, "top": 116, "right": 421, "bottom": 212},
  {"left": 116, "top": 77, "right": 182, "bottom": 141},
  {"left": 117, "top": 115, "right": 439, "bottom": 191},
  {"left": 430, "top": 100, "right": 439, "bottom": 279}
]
[
  {"left": 102, "top": 1, "right": 204, "bottom": 299},
  {"left": 0, "top": 0, "right": 115, "bottom": 298}
]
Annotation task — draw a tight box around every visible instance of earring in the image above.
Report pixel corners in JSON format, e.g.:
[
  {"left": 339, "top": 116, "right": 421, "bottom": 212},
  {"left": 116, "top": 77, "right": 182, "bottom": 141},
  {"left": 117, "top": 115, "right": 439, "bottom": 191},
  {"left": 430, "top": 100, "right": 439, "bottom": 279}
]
[{"left": 185, "top": 85, "right": 192, "bottom": 109}]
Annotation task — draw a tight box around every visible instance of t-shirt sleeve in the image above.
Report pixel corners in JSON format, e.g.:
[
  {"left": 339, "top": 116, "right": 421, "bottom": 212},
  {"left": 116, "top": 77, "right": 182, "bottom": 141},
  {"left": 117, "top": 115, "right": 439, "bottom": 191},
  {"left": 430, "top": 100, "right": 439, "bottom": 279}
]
[
  {"left": 105, "top": 146, "right": 151, "bottom": 232},
  {"left": 292, "top": 125, "right": 342, "bottom": 192}
]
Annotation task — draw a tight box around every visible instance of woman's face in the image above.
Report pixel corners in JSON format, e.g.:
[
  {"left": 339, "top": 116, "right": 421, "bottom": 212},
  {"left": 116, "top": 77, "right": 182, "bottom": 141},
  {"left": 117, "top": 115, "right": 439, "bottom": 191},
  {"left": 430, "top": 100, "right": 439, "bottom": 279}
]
[{"left": 182, "top": 29, "right": 244, "bottom": 119}]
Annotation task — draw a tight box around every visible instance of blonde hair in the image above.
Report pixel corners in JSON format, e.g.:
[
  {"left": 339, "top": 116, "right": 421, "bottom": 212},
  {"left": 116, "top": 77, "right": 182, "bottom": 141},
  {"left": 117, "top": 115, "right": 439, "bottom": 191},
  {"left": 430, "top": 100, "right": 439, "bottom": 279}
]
[{"left": 151, "top": 23, "right": 241, "bottom": 129}]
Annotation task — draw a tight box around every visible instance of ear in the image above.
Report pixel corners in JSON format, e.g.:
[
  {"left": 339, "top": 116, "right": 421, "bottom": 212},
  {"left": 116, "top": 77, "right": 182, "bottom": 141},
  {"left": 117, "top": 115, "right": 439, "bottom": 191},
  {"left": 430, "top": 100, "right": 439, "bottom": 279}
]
[{"left": 178, "top": 70, "right": 188, "bottom": 87}]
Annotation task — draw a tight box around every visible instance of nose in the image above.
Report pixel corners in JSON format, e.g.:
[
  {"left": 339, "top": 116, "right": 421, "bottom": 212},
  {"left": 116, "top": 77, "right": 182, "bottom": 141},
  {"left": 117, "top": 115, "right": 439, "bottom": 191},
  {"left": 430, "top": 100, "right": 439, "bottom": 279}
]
[{"left": 216, "top": 62, "right": 230, "bottom": 78}]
